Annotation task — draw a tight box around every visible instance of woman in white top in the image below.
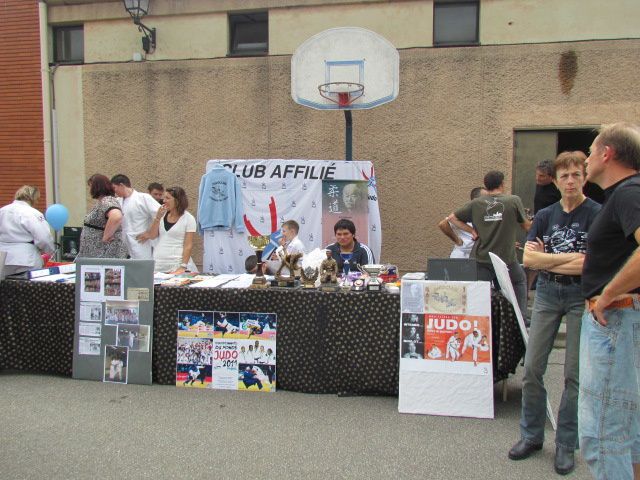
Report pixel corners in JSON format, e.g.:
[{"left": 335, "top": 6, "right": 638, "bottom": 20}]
[
  {"left": 0, "top": 185, "right": 55, "bottom": 275},
  {"left": 138, "top": 186, "right": 197, "bottom": 273}
]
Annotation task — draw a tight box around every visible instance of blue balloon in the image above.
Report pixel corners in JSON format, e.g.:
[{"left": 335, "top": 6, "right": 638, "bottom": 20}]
[{"left": 45, "top": 204, "right": 69, "bottom": 232}]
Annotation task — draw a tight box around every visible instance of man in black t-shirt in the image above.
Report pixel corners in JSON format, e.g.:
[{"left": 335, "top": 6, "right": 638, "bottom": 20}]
[
  {"left": 534, "top": 159, "right": 562, "bottom": 214},
  {"left": 508, "top": 152, "right": 600, "bottom": 475},
  {"left": 578, "top": 123, "right": 640, "bottom": 479}
]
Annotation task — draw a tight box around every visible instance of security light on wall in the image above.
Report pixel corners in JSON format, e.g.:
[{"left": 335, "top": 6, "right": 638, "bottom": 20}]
[{"left": 122, "top": 0, "right": 156, "bottom": 54}]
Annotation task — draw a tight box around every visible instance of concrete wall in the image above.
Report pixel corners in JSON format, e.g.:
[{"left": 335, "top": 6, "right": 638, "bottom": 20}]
[
  {"left": 75, "top": 39, "right": 640, "bottom": 272},
  {"left": 53, "top": 66, "right": 86, "bottom": 227}
]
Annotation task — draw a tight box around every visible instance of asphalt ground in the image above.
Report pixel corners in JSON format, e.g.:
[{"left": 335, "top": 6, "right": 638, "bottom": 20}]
[{"left": 0, "top": 349, "right": 591, "bottom": 480}]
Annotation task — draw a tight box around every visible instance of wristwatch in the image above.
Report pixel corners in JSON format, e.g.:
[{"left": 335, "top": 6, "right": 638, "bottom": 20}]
[{"left": 180, "top": 263, "right": 188, "bottom": 269}]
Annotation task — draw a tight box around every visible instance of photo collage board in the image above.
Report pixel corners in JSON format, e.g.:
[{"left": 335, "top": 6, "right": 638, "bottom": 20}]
[
  {"left": 73, "top": 259, "right": 154, "bottom": 386},
  {"left": 398, "top": 279, "right": 494, "bottom": 419},
  {"left": 176, "top": 310, "right": 277, "bottom": 393}
]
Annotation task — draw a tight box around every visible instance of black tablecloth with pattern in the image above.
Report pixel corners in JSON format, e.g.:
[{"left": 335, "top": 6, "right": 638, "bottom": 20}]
[{"left": 0, "top": 280, "right": 524, "bottom": 394}]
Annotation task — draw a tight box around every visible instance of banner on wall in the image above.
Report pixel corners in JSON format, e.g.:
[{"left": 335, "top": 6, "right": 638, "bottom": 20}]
[
  {"left": 398, "top": 279, "right": 494, "bottom": 418},
  {"left": 176, "top": 310, "right": 277, "bottom": 392},
  {"left": 202, "top": 160, "right": 381, "bottom": 274}
]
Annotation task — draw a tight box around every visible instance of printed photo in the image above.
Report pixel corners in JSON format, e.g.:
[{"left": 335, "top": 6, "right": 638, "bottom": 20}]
[
  {"left": 176, "top": 364, "right": 212, "bottom": 388},
  {"left": 79, "top": 322, "right": 102, "bottom": 337},
  {"left": 78, "top": 336, "right": 101, "bottom": 356},
  {"left": 103, "top": 345, "right": 128, "bottom": 384},
  {"left": 105, "top": 300, "right": 140, "bottom": 326},
  {"left": 238, "top": 312, "right": 277, "bottom": 340},
  {"left": 80, "top": 266, "right": 104, "bottom": 302},
  {"left": 322, "top": 179, "right": 369, "bottom": 247},
  {"left": 176, "top": 337, "right": 213, "bottom": 365},
  {"left": 177, "top": 310, "right": 214, "bottom": 338},
  {"left": 116, "top": 324, "right": 150, "bottom": 352},
  {"left": 103, "top": 267, "right": 124, "bottom": 299},
  {"left": 401, "top": 281, "right": 425, "bottom": 313},
  {"left": 236, "top": 340, "right": 276, "bottom": 365},
  {"left": 213, "top": 311, "right": 241, "bottom": 339},
  {"left": 79, "top": 302, "right": 103, "bottom": 322},
  {"left": 238, "top": 363, "right": 276, "bottom": 393},
  {"left": 402, "top": 340, "right": 424, "bottom": 359},
  {"left": 402, "top": 313, "right": 425, "bottom": 344}
]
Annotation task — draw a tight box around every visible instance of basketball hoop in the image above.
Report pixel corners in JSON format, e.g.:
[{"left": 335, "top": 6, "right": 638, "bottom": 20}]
[{"left": 318, "top": 82, "right": 364, "bottom": 107}]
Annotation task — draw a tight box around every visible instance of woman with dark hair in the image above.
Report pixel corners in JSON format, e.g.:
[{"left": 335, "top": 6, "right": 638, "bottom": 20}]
[
  {"left": 139, "top": 186, "right": 197, "bottom": 273},
  {"left": 77, "top": 174, "right": 127, "bottom": 259}
]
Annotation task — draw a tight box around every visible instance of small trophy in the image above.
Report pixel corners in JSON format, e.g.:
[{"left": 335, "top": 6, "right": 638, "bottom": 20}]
[
  {"left": 319, "top": 250, "right": 340, "bottom": 292},
  {"left": 275, "top": 250, "right": 302, "bottom": 287},
  {"left": 361, "top": 264, "right": 385, "bottom": 292},
  {"left": 247, "top": 234, "right": 271, "bottom": 288},
  {"left": 300, "top": 266, "right": 319, "bottom": 289},
  {"left": 340, "top": 252, "right": 353, "bottom": 288}
]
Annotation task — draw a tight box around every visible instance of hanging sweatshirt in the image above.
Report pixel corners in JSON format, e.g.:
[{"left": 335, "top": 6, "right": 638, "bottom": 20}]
[{"left": 197, "top": 164, "right": 245, "bottom": 234}]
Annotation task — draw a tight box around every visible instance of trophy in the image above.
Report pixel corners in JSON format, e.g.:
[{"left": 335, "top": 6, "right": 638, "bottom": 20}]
[
  {"left": 275, "top": 249, "right": 302, "bottom": 287},
  {"left": 247, "top": 234, "right": 271, "bottom": 288},
  {"left": 361, "top": 264, "right": 385, "bottom": 292},
  {"left": 339, "top": 252, "right": 353, "bottom": 287},
  {"left": 300, "top": 266, "right": 319, "bottom": 289},
  {"left": 319, "top": 250, "right": 340, "bottom": 292}
]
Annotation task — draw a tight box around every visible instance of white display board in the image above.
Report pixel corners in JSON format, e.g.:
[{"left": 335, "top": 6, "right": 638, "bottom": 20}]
[
  {"left": 398, "top": 279, "right": 494, "bottom": 418},
  {"left": 202, "top": 159, "right": 381, "bottom": 274}
]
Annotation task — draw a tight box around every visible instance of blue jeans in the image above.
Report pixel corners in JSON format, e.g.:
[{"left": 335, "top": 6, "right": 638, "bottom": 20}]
[
  {"left": 579, "top": 300, "right": 640, "bottom": 480},
  {"left": 520, "top": 278, "right": 583, "bottom": 448}
]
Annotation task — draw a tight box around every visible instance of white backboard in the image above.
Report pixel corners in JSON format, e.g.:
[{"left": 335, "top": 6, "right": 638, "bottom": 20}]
[{"left": 291, "top": 27, "right": 399, "bottom": 110}]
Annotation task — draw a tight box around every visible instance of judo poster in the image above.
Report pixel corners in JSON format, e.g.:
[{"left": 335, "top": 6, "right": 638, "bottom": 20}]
[
  {"left": 398, "top": 279, "right": 494, "bottom": 419},
  {"left": 202, "top": 159, "right": 381, "bottom": 275},
  {"left": 176, "top": 310, "right": 276, "bottom": 392}
]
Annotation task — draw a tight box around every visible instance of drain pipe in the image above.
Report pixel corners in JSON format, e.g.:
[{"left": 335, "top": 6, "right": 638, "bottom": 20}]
[{"left": 38, "top": 1, "right": 58, "bottom": 206}]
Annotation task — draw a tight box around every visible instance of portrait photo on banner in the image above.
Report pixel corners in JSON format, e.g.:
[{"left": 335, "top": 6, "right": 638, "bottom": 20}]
[{"left": 321, "top": 179, "right": 369, "bottom": 246}]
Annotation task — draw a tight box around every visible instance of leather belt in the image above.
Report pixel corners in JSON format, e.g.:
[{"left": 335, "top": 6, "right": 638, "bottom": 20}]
[
  {"left": 587, "top": 295, "right": 640, "bottom": 312},
  {"left": 83, "top": 222, "right": 104, "bottom": 231},
  {"left": 539, "top": 271, "right": 581, "bottom": 285}
]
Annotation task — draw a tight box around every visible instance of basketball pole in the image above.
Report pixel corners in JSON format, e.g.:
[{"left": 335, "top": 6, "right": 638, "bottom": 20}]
[{"left": 344, "top": 110, "right": 353, "bottom": 161}]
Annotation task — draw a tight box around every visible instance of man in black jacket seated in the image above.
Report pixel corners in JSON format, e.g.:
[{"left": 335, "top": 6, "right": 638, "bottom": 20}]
[{"left": 324, "top": 219, "right": 375, "bottom": 272}]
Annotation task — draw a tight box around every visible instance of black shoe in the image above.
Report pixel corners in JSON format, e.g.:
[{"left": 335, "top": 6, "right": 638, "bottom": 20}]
[
  {"left": 508, "top": 439, "right": 543, "bottom": 460},
  {"left": 554, "top": 446, "right": 575, "bottom": 475}
]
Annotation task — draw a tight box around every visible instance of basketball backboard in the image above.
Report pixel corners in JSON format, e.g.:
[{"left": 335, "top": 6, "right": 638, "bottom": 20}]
[{"left": 291, "top": 27, "right": 399, "bottom": 110}]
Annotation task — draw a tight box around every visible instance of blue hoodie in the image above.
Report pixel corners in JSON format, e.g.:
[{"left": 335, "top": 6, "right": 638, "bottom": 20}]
[{"left": 197, "top": 164, "right": 245, "bottom": 233}]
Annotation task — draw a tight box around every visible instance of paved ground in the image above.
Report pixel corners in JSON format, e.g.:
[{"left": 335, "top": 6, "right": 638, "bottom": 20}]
[{"left": 0, "top": 349, "right": 591, "bottom": 480}]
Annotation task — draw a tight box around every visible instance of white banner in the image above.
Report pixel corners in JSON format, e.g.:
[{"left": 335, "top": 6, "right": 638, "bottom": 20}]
[{"left": 201, "top": 159, "right": 381, "bottom": 274}]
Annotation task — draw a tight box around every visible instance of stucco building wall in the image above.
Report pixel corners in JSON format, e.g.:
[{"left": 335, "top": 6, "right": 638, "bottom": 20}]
[{"left": 79, "top": 39, "right": 640, "bottom": 272}]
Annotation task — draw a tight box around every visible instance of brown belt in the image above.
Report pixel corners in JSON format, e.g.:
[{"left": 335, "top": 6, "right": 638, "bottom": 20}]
[{"left": 587, "top": 295, "right": 640, "bottom": 312}]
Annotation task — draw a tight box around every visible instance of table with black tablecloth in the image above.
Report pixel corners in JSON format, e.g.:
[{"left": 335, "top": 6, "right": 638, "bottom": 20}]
[{"left": 0, "top": 280, "right": 524, "bottom": 394}]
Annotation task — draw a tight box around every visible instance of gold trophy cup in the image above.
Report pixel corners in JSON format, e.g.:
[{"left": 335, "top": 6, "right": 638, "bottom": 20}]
[{"left": 247, "top": 234, "right": 271, "bottom": 288}]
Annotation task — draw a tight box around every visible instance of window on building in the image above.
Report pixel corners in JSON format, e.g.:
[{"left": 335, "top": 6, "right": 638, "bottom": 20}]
[
  {"left": 433, "top": 1, "right": 479, "bottom": 46},
  {"left": 229, "top": 12, "right": 268, "bottom": 56},
  {"left": 53, "top": 25, "right": 84, "bottom": 64}
]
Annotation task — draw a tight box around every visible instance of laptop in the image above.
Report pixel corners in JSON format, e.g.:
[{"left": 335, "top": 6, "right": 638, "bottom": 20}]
[{"left": 427, "top": 258, "right": 478, "bottom": 281}]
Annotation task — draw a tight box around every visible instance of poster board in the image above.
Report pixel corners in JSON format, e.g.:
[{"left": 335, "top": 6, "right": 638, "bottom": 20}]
[
  {"left": 489, "top": 252, "right": 556, "bottom": 430},
  {"left": 176, "top": 310, "right": 277, "bottom": 392},
  {"left": 398, "top": 279, "right": 494, "bottom": 418},
  {"left": 202, "top": 159, "right": 381, "bottom": 274},
  {"left": 72, "top": 259, "right": 154, "bottom": 385}
]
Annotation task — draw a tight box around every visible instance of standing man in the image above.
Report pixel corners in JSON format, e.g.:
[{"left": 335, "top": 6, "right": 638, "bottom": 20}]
[
  {"left": 147, "top": 182, "right": 164, "bottom": 204},
  {"left": 579, "top": 123, "right": 640, "bottom": 479},
  {"left": 534, "top": 159, "right": 562, "bottom": 214},
  {"left": 452, "top": 170, "right": 531, "bottom": 322},
  {"left": 111, "top": 174, "right": 160, "bottom": 259},
  {"left": 438, "top": 186, "right": 485, "bottom": 258},
  {"left": 508, "top": 151, "right": 601, "bottom": 475}
]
